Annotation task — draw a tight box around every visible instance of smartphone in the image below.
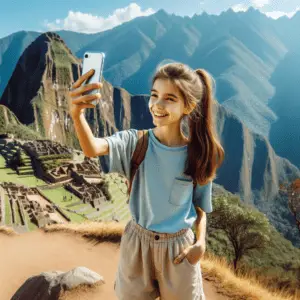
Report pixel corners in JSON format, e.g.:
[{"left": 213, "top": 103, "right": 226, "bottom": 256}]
[{"left": 81, "top": 51, "right": 105, "bottom": 105}]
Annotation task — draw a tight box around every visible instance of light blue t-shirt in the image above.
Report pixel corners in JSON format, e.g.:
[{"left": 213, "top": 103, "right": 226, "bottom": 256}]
[{"left": 104, "top": 128, "right": 213, "bottom": 233}]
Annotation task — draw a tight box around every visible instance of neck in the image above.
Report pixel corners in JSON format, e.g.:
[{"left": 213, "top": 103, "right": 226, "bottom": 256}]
[{"left": 153, "top": 124, "right": 189, "bottom": 147}]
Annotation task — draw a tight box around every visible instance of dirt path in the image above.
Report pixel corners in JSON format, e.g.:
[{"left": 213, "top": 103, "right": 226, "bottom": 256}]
[{"left": 0, "top": 230, "right": 228, "bottom": 300}]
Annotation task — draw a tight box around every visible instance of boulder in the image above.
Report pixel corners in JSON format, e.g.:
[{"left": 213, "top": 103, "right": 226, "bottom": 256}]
[{"left": 11, "top": 266, "right": 105, "bottom": 300}]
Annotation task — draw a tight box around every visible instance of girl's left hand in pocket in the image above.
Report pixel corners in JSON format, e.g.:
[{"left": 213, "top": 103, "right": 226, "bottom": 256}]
[{"left": 174, "top": 241, "right": 206, "bottom": 265}]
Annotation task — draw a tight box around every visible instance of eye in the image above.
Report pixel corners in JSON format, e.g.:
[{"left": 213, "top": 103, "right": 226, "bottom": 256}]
[
  {"left": 150, "top": 94, "right": 175, "bottom": 102},
  {"left": 166, "top": 97, "right": 175, "bottom": 101}
]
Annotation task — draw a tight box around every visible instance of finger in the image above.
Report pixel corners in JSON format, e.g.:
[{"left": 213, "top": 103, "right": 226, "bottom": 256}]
[
  {"left": 174, "top": 250, "right": 188, "bottom": 264},
  {"left": 73, "top": 68, "right": 95, "bottom": 89},
  {"left": 73, "top": 93, "right": 101, "bottom": 105},
  {"left": 77, "top": 103, "right": 96, "bottom": 110},
  {"left": 70, "top": 82, "right": 102, "bottom": 98},
  {"left": 174, "top": 255, "right": 184, "bottom": 264},
  {"left": 84, "top": 103, "right": 96, "bottom": 108}
]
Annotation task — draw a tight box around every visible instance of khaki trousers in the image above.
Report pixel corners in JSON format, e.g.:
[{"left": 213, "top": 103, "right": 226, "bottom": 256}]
[{"left": 114, "top": 219, "right": 205, "bottom": 300}]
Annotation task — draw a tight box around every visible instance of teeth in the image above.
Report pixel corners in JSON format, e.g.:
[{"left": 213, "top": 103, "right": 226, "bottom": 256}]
[{"left": 154, "top": 112, "right": 168, "bottom": 117}]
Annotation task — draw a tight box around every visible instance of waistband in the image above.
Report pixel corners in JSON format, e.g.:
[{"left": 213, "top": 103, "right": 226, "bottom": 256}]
[{"left": 126, "top": 219, "right": 193, "bottom": 241}]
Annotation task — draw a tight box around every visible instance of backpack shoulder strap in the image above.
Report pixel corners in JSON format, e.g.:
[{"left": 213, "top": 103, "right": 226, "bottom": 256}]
[{"left": 127, "top": 129, "right": 149, "bottom": 199}]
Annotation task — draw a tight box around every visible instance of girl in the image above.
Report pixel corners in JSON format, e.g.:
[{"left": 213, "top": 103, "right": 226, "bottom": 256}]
[{"left": 70, "top": 62, "right": 225, "bottom": 300}]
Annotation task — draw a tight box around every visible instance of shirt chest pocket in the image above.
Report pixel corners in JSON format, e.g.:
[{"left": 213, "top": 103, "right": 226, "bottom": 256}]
[{"left": 168, "top": 178, "right": 194, "bottom": 206}]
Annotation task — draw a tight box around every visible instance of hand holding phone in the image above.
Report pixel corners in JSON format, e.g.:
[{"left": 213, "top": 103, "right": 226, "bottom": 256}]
[
  {"left": 81, "top": 52, "right": 105, "bottom": 106},
  {"left": 69, "top": 52, "right": 105, "bottom": 118}
]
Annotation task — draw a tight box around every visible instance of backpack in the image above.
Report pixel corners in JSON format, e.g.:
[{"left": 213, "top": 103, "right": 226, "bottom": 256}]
[{"left": 126, "top": 129, "right": 197, "bottom": 204}]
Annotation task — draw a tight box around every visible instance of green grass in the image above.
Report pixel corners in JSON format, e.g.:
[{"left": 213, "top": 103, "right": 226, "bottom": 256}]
[
  {"left": 98, "top": 208, "right": 114, "bottom": 219},
  {"left": 4, "top": 195, "right": 11, "bottom": 225},
  {"left": 40, "top": 188, "right": 86, "bottom": 223},
  {"left": 41, "top": 187, "right": 81, "bottom": 207},
  {"left": 14, "top": 201, "right": 22, "bottom": 225},
  {"left": 0, "top": 155, "right": 44, "bottom": 187},
  {"left": 121, "top": 209, "right": 131, "bottom": 221},
  {"left": 0, "top": 153, "right": 86, "bottom": 225},
  {"left": 59, "top": 207, "right": 87, "bottom": 223},
  {"left": 99, "top": 173, "right": 130, "bottom": 221},
  {"left": 18, "top": 166, "right": 33, "bottom": 170},
  {"left": 41, "top": 178, "right": 130, "bottom": 222},
  {"left": 0, "top": 154, "right": 131, "bottom": 225},
  {"left": 77, "top": 207, "right": 98, "bottom": 215},
  {"left": 24, "top": 210, "right": 38, "bottom": 231},
  {"left": 67, "top": 202, "right": 90, "bottom": 209}
]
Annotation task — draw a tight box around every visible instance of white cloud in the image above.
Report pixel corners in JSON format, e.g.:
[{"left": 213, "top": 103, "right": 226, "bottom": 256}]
[
  {"left": 252, "top": 0, "right": 270, "bottom": 8},
  {"left": 264, "top": 7, "right": 300, "bottom": 19},
  {"left": 232, "top": 3, "right": 249, "bottom": 12},
  {"left": 232, "top": 0, "right": 269, "bottom": 12},
  {"left": 231, "top": 1, "right": 300, "bottom": 19},
  {"left": 43, "top": 3, "right": 155, "bottom": 33}
]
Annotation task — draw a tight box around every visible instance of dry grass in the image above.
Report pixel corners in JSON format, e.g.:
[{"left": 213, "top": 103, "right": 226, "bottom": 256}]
[
  {"left": 43, "top": 221, "right": 299, "bottom": 300},
  {"left": 59, "top": 281, "right": 104, "bottom": 300},
  {"left": 0, "top": 225, "right": 19, "bottom": 236},
  {"left": 43, "top": 220, "right": 126, "bottom": 244},
  {"left": 201, "top": 252, "right": 298, "bottom": 300}
]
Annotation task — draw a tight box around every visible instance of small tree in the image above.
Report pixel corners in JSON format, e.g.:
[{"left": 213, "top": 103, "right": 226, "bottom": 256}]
[{"left": 209, "top": 196, "right": 271, "bottom": 270}]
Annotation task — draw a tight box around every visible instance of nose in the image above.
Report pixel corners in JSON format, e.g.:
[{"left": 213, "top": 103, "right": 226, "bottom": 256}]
[{"left": 151, "top": 96, "right": 165, "bottom": 109}]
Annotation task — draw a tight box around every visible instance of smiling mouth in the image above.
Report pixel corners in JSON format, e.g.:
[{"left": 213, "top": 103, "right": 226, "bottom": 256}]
[{"left": 153, "top": 111, "right": 169, "bottom": 118}]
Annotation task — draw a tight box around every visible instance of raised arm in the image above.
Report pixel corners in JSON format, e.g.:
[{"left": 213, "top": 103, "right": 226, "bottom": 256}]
[
  {"left": 72, "top": 114, "right": 109, "bottom": 157},
  {"left": 69, "top": 68, "right": 108, "bottom": 157}
]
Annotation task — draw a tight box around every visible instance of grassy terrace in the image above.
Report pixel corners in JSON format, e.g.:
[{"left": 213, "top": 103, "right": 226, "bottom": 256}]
[
  {"left": 4, "top": 195, "right": 11, "bottom": 225},
  {"left": 13, "top": 200, "right": 22, "bottom": 225},
  {"left": 94, "top": 173, "right": 130, "bottom": 222},
  {"left": 0, "top": 153, "right": 131, "bottom": 227},
  {"left": 4, "top": 191, "right": 37, "bottom": 230},
  {"left": 0, "top": 155, "right": 45, "bottom": 187},
  {"left": 40, "top": 187, "right": 87, "bottom": 223},
  {"left": 41, "top": 174, "right": 131, "bottom": 223}
]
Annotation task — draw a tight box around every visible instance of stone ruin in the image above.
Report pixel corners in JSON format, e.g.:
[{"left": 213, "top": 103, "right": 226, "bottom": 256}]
[
  {"left": 20, "top": 139, "right": 104, "bottom": 184},
  {"left": 0, "top": 137, "right": 121, "bottom": 225},
  {"left": 65, "top": 177, "right": 107, "bottom": 210},
  {"left": 22, "top": 139, "right": 73, "bottom": 157},
  {"left": 0, "top": 182, "right": 69, "bottom": 230}
]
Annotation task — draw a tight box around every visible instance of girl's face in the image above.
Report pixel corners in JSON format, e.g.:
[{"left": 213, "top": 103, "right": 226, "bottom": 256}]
[{"left": 149, "top": 78, "right": 188, "bottom": 127}]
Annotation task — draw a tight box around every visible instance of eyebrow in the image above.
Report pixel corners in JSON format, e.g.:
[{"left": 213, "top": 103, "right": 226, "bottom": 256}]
[{"left": 150, "top": 89, "right": 178, "bottom": 99}]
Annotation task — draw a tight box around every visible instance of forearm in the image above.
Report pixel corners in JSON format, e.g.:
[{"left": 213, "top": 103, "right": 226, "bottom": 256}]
[
  {"left": 194, "top": 206, "right": 207, "bottom": 245},
  {"left": 72, "top": 112, "right": 96, "bottom": 157}
]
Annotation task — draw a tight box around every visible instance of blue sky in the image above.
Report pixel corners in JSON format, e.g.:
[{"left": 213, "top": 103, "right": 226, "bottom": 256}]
[{"left": 1, "top": 0, "right": 300, "bottom": 39}]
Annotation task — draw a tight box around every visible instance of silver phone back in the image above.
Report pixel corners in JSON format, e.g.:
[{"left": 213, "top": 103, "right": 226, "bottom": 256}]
[{"left": 81, "top": 51, "right": 105, "bottom": 96}]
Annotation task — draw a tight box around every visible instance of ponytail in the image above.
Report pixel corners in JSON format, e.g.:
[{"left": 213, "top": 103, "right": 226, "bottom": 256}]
[{"left": 184, "top": 69, "right": 224, "bottom": 185}]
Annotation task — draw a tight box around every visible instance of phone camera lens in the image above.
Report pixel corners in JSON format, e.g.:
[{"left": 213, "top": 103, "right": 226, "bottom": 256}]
[{"left": 85, "top": 54, "right": 88, "bottom": 58}]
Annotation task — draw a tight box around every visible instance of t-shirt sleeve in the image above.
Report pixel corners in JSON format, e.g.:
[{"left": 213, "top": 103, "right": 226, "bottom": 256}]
[
  {"left": 103, "top": 129, "right": 138, "bottom": 180},
  {"left": 192, "top": 180, "right": 213, "bottom": 213}
]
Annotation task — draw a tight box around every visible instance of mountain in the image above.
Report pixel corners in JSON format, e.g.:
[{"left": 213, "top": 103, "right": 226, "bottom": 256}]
[
  {"left": 0, "top": 32, "right": 152, "bottom": 149},
  {"left": 0, "top": 31, "right": 41, "bottom": 99},
  {"left": 0, "top": 32, "right": 83, "bottom": 148},
  {"left": 0, "top": 10, "right": 300, "bottom": 246},
  {"left": 1, "top": 8, "right": 299, "bottom": 143},
  {"left": 268, "top": 48, "right": 300, "bottom": 169},
  {"left": 0, "top": 104, "right": 42, "bottom": 140},
  {"left": 0, "top": 31, "right": 299, "bottom": 247}
]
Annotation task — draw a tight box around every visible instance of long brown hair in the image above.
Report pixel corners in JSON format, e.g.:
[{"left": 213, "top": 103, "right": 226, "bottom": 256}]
[{"left": 151, "top": 62, "right": 225, "bottom": 185}]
